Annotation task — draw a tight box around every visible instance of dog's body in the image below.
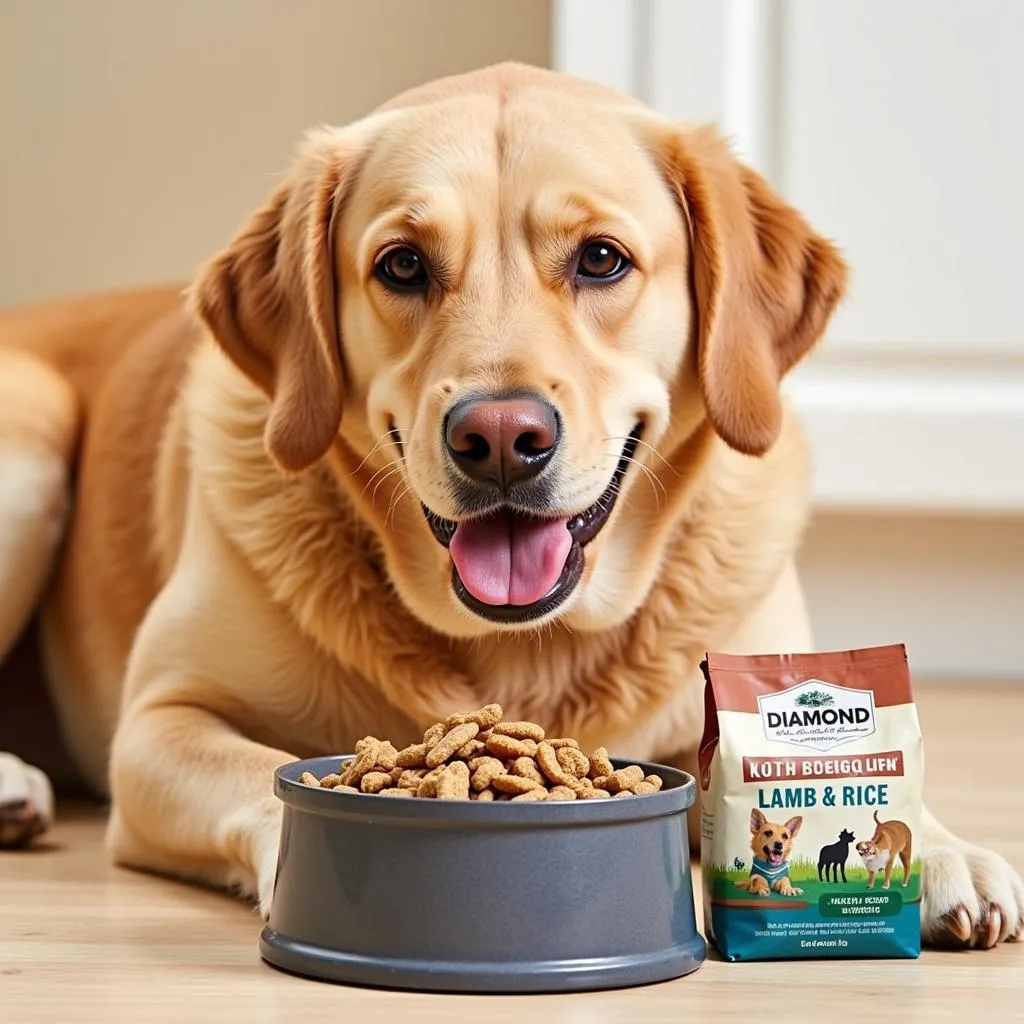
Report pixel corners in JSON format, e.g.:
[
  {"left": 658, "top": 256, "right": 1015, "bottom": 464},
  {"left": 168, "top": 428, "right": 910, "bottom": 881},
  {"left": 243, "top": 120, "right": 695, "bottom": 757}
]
[
  {"left": 0, "top": 63, "right": 1020, "bottom": 949},
  {"left": 857, "top": 811, "right": 913, "bottom": 890},
  {"left": 736, "top": 809, "right": 803, "bottom": 897},
  {"left": 818, "top": 827, "right": 856, "bottom": 883}
]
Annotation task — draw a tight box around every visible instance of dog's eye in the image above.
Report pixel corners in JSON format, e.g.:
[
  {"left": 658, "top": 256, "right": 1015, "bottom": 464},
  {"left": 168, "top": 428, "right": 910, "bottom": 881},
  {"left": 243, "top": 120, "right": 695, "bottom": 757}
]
[
  {"left": 764, "top": 829, "right": 773, "bottom": 838},
  {"left": 576, "top": 240, "right": 630, "bottom": 282},
  {"left": 782, "top": 832, "right": 789, "bottom": 840},
  {"left": 376, "top": 246, "right": 429, "bottom": 292}
]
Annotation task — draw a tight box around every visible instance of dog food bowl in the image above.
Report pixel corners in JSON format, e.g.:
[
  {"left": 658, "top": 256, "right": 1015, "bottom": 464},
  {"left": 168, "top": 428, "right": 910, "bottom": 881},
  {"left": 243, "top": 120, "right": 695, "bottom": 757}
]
[{"left": 260, "top": 756, "right": 706, "bottom": 993}]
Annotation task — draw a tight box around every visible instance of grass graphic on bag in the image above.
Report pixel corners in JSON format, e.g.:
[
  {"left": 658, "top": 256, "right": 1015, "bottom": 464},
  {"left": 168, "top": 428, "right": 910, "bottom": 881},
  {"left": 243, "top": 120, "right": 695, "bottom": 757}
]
[{"left": 698, "top": 644, "right": 923, "bottom": 961}]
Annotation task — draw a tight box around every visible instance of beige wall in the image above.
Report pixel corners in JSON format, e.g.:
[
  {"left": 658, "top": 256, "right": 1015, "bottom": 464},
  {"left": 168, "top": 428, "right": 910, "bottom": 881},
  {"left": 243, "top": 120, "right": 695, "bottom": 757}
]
[{"left": 0, "top": 0, "right": 550, "bottom": 308}]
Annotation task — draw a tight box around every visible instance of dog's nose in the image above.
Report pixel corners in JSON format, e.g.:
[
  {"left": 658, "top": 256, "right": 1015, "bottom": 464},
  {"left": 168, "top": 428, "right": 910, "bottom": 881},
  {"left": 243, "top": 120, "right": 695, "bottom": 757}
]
[
  {"left": 445, "top": 395, "right": 560, "bottom": 488},
  {"left": 773, "top": 841, "right": 784, "bottom": 851}
]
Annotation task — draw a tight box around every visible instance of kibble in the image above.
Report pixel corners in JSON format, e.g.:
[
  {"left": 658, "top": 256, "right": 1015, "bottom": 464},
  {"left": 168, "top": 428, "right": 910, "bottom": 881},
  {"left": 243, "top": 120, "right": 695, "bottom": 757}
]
[{"left": 301, "top": 704, "right": 665, "bottom": 802}]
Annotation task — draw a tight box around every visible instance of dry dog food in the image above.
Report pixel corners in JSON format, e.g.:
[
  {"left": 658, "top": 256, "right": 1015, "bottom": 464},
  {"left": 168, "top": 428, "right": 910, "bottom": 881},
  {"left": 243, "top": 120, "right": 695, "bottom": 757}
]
[
  {"left": 699, "top": 644, "right": 923, "bottom": 961},
  {"left": 299, "top": 704, "right": 664, "bottom": 802}
]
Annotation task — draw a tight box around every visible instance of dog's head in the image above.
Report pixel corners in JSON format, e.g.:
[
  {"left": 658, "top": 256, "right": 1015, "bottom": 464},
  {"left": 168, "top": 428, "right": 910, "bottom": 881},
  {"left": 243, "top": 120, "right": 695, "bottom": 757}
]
[
  {"left": 749, "top": 808, "right": 801, "bottom": 866},
  {"left": 856, "top": 840, "right": 880, "bottom": 859},
  {"left": 839, "top": 828, "right": 856, "bottom": 843},
  {"left": 190, "top": 64, "right": 846, "bottom": 638}
]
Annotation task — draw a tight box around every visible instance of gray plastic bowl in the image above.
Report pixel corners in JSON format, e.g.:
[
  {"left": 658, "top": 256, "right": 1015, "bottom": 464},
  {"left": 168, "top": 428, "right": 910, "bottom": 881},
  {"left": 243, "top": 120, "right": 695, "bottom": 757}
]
[{"left": 260, "top": 755, "right": 706, "bottom": 993}]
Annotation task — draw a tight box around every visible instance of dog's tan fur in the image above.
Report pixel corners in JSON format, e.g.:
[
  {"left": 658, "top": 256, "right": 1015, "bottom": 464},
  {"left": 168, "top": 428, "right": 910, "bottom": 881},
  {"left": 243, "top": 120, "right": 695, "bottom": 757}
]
[{"left": 0, "top": 63, "right": 1020, "bottom": 948}]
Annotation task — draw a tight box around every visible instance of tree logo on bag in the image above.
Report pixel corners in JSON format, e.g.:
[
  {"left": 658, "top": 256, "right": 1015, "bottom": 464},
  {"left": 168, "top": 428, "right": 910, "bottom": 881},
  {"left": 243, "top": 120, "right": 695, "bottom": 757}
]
[
  {"left": 758, "top": 680, "right": 875, "bottom": 751},
  {"left": 794, "top": 690, "right": 834, "bottom": 709}
]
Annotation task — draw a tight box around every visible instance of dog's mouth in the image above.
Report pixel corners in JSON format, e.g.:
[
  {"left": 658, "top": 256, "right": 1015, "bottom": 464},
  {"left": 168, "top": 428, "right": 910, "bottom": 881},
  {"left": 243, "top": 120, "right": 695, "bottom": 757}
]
[
  {"left": 423, "top": 426, "right": 642, "bottom": 624},
  {"left": 764, "top": 848, "right": 785, "bottom": 866}
]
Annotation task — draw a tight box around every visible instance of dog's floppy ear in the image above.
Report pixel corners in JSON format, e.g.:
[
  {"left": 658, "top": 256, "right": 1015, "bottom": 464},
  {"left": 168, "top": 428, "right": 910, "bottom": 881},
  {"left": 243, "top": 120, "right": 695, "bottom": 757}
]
[
  {"left": 189, "top": 129, "right": 361, "bottom": 473},
  {"left": 785, "top": 816, "right": 803, "bottom": 838},
  {"left": 654, "top": 124, "right": 848, "bottom": 455},
  {"left": 750, "top": 808, "right": 767, "bottom": 834}
]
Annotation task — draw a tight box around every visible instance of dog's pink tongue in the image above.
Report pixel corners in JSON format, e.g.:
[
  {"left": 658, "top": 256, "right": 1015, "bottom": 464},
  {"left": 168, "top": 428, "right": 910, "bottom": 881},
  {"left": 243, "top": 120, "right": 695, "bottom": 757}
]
[{"left": 450, "top": 512, "right": 572, "bottom": 606}]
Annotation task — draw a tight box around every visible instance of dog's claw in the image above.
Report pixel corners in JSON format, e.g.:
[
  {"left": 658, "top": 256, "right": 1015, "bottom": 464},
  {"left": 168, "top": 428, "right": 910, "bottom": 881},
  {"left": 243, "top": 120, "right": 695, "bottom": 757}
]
[
  {"left": 947, "top": 905, "right": 973, "bottom": 943},
  {"left": 982, "top": 906, "right": 1002, "bottom": 949}
]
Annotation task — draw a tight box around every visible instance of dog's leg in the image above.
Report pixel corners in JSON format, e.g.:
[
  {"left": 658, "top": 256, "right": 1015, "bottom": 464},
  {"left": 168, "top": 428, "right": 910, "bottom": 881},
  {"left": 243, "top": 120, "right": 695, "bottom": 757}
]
[
  {"left": 774, "top": 877, "right": 803, "bottom": 897},
  {"left": 0, "top": 350, "right": 77, "bottom": 847},
  {"left": 900, "top": 848, "right": 912, "bottom": 888},
  {"left": 0, "top": 350, "right": 75, "bottom": 661},
  {"left": 840, "top": 860, "right": 847, "bottom": 884},
  {"left": 921, "top": 807, "right": 1023, "bottom": 949},
  {"left": 882, "top": 856, "right": 895, "bottom": 889},
  {"left": 866, "top": 870, "right": 876, "bottom": 889},
  {"left": 736, "top": 875, "right": 769, "bottom": 896},
  {"left": 108, "top": 701, "right": 294, "bottom": 916},
  {"left": 103, "top": 490, "right": 324, "bottom": 916}
]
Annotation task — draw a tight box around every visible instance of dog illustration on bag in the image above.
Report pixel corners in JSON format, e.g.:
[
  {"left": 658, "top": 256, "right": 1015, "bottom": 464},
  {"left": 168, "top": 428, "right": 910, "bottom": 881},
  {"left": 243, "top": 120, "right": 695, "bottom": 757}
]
[
  {"left": 856, "top": 810, "right": 913, "bottom": 889},
  {"left": 735, "top": 809, "right": 804, "bottom": 897},
  {"left": 817, "top": 827, "right": 856, "bottom": 883},
  {"left": 733, "top": 857, "right": 746, "bottom": 871}
]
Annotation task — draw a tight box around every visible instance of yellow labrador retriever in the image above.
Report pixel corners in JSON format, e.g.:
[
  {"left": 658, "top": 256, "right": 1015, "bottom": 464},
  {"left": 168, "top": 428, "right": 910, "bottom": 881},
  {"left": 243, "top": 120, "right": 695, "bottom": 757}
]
[{"left": 0, "top": 63, "right": 1019, "bottom": 949}]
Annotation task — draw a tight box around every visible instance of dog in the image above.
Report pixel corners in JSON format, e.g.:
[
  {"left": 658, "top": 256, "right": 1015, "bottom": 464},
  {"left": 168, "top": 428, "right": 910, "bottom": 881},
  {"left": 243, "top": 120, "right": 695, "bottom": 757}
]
[
  {"left": 0, "top": 62, "right": 1020, "bottom": 950},
  {"left": 733, "top": 857, "right": 745, "bottom": 871},
  {"left": 818, "top": 827, "right": 856, "bottom": 883},
  {"left": 857, "top": 811, "right": 913, "bottom": 890},
  {"left": 735, "top": 809, "right": 803, "bottom": 897}
]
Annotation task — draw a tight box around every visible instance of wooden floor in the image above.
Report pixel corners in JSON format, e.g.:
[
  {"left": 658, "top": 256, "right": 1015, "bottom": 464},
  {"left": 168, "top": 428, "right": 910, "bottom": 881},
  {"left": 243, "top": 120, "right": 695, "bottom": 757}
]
[{"left": 2, "top": 685, "right": 1022, "bottom": 1023}]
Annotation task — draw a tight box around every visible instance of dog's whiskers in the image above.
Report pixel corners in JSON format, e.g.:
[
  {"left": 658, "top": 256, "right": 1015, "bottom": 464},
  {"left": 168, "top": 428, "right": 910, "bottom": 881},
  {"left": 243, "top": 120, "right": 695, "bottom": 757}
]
[
  {"left": 372, "top": 464, "right": 411, "bottom": 512},
  {"left": 386, "top": 482, "right": 416, "bottom": 528},
  {"left": 603, "top": 435, "right": 678, "bottom": 476},
  {"left": 614, "top": 451, "right": 666, "bottom": 508},
  {"left": 362, "top": 457, "right": 408, "bottom": 502},
  {"left": 353, "top": 429, "right": 407, "bottom": 476}
]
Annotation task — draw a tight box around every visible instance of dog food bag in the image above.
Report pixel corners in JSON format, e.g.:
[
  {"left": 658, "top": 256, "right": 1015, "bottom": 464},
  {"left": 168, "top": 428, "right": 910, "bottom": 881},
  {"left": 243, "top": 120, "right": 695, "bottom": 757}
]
[{"left": 698, "top": 644, "right": 923, "bottom": 961}]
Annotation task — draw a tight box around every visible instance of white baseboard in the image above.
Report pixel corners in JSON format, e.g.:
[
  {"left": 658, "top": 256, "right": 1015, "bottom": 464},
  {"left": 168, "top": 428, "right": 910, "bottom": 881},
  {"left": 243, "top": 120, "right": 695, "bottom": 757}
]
[
  {"left": 798, "top": 512, "right": 1024, "bottom": 679},
  {"left": 786, "top": 347, "right": 1024, "bottom": 515}
]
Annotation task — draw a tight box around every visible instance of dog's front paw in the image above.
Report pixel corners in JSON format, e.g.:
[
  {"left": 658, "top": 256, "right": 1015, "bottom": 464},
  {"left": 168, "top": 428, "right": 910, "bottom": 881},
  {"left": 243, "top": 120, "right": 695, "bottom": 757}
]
[
  {"left": 0, "top": 753, "right": 54, "bottom": 848},
  {"left": 922, "top": 841, "right": 1024, "bottom": 949}
]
